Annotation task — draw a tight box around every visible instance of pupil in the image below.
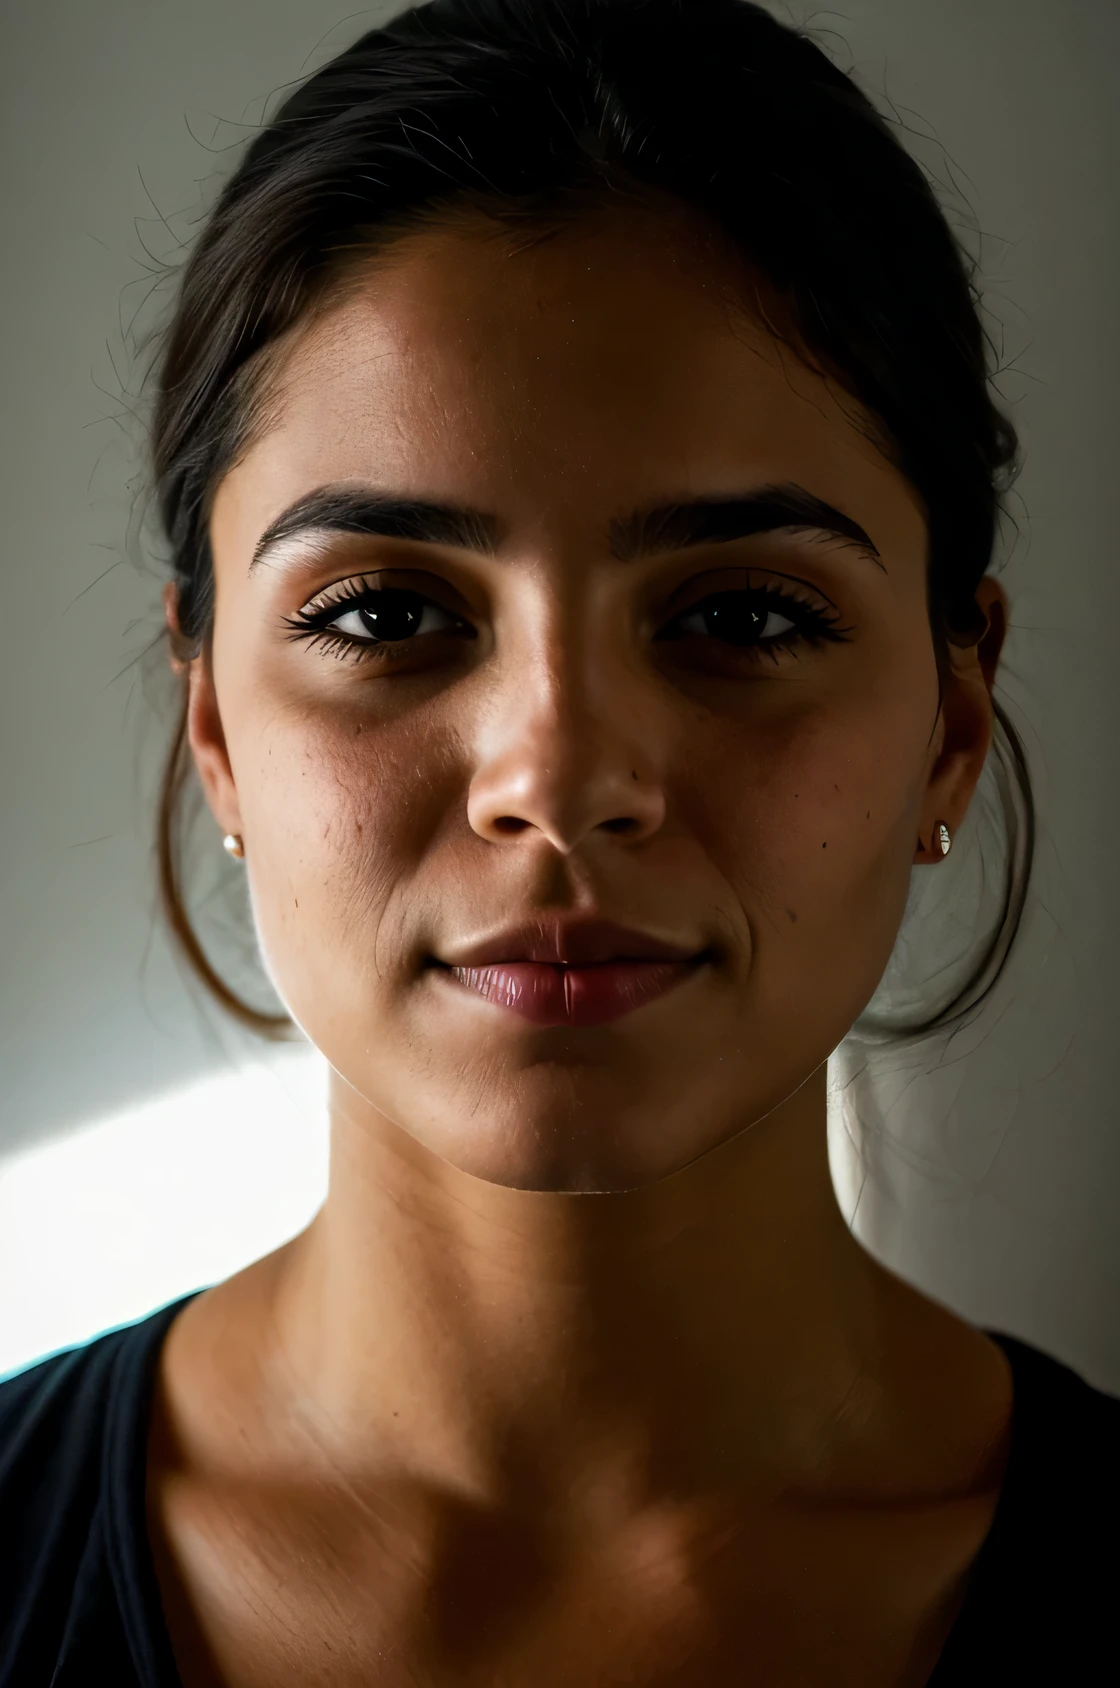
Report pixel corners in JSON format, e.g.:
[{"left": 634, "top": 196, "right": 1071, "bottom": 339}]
[
  {"left": 359, "top": 591, "right": 422, "bottom": 641},
  {"left": 703, "top": 592, "right": 765, "bottom": 645}
]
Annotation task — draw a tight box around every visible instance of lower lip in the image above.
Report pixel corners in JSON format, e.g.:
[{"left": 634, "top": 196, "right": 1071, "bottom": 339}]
[{"left": 433, "top": 957, "right": 708, "bottom": 1027}]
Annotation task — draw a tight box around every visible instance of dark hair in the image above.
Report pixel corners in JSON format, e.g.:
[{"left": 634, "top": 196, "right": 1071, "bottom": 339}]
[{"left": 152, "top": 0, "right": 1033, "bottom": 1040}]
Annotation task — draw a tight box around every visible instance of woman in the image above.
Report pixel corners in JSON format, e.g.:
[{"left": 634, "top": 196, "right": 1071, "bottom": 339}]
[{"left": 1, "top": 0, "right": 1116, "bottom": 1682}]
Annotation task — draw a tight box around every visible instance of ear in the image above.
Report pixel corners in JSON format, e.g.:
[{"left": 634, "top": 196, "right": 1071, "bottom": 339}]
[
  {"left": 914, "top": 575, "right": 1008, "bottom": 866},
  {"left": 163, "top": 581, "right": 243, "bottom": 842}
]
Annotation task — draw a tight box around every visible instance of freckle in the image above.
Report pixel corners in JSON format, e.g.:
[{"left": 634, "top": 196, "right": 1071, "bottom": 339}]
[
  {"left": 786, "top": 909, "right": 797, "bottom": 923},
  {"left": 294, "top": 898, "right": 299, "bottom": 909},
  {"left": 867, "top": 811, "right": 871, "bottom": 820},
  {"left": 822, "top": 841, "right": 827, "bottom": 848},
  {"left": 834, "top": 784, "right": 840, "bottom": 793},
  {"left": 632, "top": 769, "right": 638, "bottom": 779}
]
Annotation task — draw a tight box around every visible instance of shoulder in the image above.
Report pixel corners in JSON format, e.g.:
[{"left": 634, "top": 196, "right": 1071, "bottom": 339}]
[
  {"left": 0, "top": 1329, "right": 128, "bottom": 1553},
  {"left": 0, "top": 1298, "right": 197, "bottom": 1683},
  {"left": 939, "top": 1331, "right": 1120, "bottom": 1678},
  {"left": 0, "top": 1309, "right": 176, "bottom": 1497},
  {"left": 0, "top": 1292, "right": 203, "bottom": 1451},
  {"left": 987, "top": 1330, "right": 1120, "bottom": 1582},
  {"left": 991, "top": 1331, "right": 1120, "bottom": 1487}
]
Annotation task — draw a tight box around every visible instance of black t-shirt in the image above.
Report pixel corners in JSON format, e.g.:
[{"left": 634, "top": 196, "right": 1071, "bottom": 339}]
[{"left": 1, "top": 1292, "right": 1117, "bottom": 1685}]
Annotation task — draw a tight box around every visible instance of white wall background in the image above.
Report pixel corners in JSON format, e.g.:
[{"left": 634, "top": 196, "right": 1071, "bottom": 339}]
[{"left": 0, "top": 1, "right": 1117, "bottom": 1385}]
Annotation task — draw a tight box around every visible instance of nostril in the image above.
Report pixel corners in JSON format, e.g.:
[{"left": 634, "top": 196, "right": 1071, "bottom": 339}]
[
  {"left": 493, "top": 815, "right": 530, "bottom": 834},
  {"left": 602, "top": 817, "right": 641, "bottom": 834}
]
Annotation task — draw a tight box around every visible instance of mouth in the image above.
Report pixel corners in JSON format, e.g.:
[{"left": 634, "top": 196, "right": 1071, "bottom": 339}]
[
  {"left": 427, "top": 917, "right": 716, "bottom": 1027},
  {"left": 429, "top": 955, "right": 712, "bottom": 1027}
]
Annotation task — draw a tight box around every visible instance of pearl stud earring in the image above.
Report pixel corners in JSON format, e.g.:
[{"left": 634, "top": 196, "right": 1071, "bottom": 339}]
[{"left": 222, "top": 833, "right": 245, "bottom": 860}]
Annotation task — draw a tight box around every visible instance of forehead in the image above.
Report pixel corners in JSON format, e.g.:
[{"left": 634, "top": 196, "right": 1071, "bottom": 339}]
[{"left": 216, "top": 206, "right": 924, "bottom": 554}]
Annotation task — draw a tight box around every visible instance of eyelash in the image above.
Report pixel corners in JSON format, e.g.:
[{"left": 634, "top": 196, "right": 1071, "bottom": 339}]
[
  {"left": 280, "top": 579, "right": 475, "bottom": 666},
  {"left": 280, "top": 576, "right": 854, "bottom": 667},
  {"left": 657, "top": 583, "right": 853, "bottom": 664}
]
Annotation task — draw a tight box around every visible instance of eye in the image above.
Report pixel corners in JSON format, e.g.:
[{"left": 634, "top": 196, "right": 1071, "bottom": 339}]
[
  {"left": 655, "top": 584, "right": 852, "bottom": 662},
  {"left": 281, "top": 579, "right": 475, "bottom": 664},
  {"left": 671, "top": 593, "right": 796, "bottom": 646},
  {"left": 325, "top": 590, "right": 454, "bottom": 643}
]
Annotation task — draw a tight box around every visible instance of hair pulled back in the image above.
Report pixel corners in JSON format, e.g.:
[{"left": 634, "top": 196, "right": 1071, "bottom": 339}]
[{"left": 152, "top": 0, "right": 1032, "bottom": 1038}]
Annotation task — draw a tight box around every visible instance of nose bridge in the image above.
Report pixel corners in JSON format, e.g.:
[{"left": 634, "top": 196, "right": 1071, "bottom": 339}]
[
  {"left": 523, "top": 610, "right": 610, "bottom": 760},
  {"left": 466, "top": 596, "right": 665, "bottom": 852}
]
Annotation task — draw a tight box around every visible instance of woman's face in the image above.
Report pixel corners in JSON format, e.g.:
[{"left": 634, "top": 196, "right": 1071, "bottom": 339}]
[{"left": 191, "top": 203, "right": 996, "bottom": 1192}]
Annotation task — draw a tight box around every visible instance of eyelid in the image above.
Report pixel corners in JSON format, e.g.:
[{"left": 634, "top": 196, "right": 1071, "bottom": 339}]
[
  {"left": 298, "top": 566, "right": 474, "bottom": 619},
  {"left": 660, "top": 562, "right": 841, "bottom": 616}
]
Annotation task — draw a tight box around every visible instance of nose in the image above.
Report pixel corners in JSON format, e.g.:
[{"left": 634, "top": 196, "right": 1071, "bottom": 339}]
[{"left": 466, "top": 653, "right": 667, "bottom": 854}]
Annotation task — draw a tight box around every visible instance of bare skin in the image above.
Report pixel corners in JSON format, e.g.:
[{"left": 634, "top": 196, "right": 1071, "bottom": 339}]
[{"left": 152, "top": 200, "right": 1015, "bottom": 1686}]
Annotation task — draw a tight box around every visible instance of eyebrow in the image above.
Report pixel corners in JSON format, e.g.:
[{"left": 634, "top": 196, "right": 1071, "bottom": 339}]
[{"left": 248, "top": 480, "right": 884, "bottom": 574}]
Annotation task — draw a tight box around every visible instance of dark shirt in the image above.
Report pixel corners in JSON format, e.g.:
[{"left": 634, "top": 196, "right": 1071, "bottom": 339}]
[{"left": 0, "top": 1293, "right": 1117, "bottom": 1684}]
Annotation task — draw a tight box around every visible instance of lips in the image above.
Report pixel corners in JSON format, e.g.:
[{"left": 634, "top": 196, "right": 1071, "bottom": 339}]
[
  {"left": 440, "top": 958, "right": 705, "bottom": 1026},
  {"left": 437, "top": 918, "right": 704, "bottom": 969},
  {"left": 430, "top": 919, "right": 712, "bottom": 1028}
]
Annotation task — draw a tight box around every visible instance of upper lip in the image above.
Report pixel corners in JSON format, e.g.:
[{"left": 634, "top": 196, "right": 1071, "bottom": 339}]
[{"left": 437, "top": 918, "right": 708, "bottom": 968}]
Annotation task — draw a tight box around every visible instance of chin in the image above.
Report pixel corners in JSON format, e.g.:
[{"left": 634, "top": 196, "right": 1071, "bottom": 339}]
[
  {"left": 400, "top": 1092, "right": 717, "bottom": 1194},
  {"left": 439, "top": 1145, "right": 660, "bottom": 1195},
  {"left": 314, "top": 972, "right": 774, "bottom": 1193}
]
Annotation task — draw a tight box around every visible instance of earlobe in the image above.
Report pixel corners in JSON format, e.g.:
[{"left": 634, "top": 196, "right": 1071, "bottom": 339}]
[
  {"left": 914, "top": 820, "right": 953, "bottom": 865},
  {"left": 913, "top": 578, "right": 1008, "bottom": 869}
]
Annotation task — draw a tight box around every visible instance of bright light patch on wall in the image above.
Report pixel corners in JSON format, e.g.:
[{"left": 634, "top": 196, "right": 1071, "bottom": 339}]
[{"left": 0, "top": 1049, "right": 330, "bottom": 1379}]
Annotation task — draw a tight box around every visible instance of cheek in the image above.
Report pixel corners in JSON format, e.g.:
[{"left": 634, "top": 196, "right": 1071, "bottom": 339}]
[
  {"left": 692, "top": 688, "right": 931, "bottom": 1008},
  {"left": 235, "top": 706, "right": 457, "bottom": 1000}
]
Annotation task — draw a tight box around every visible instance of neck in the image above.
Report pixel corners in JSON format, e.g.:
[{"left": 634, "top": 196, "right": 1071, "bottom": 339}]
[{"left": 260, "top": 1063, "right": 974, "bottom": 1531}]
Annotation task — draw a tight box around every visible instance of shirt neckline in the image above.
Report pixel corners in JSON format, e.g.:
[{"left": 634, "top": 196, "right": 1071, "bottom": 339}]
[
  {"left": 106, "top": 1300, "right": 1033, "bottom": 1687},
  {"left": 106, "top": 1291, "right": 202, "bottom": 1688}
]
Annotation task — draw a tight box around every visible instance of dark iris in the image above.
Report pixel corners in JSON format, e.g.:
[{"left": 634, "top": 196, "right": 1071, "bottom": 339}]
[
  {"left": 693, "top": 592, "right": 769, "bottom": 645},
  {"left": 356, "top": 590, "right": 425, "bottom": 641}
]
